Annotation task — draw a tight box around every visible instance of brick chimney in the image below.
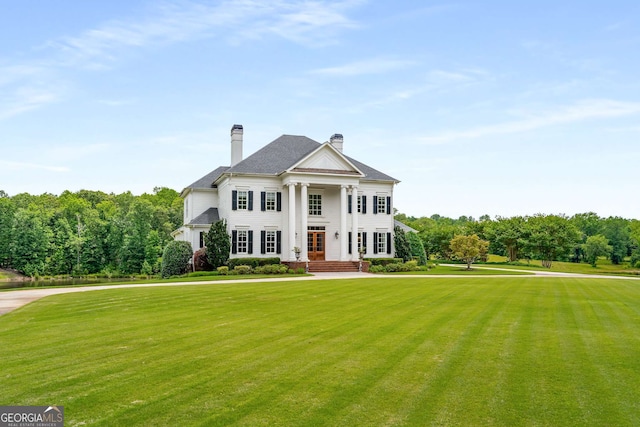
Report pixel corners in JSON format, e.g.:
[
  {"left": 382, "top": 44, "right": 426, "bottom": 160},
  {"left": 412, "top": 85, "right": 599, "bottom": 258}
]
[
  {"left": 230, "top": 124, "right": 243, "bottom": 166},
  {"left": 329, "top": 133, "right": 343, "bottom": 153}
]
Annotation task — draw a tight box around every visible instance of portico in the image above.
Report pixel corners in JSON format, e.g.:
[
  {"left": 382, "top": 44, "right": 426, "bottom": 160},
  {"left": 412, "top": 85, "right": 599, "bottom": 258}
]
[{"left": 284, "top": 180, "right": 361, "bottom": 262}]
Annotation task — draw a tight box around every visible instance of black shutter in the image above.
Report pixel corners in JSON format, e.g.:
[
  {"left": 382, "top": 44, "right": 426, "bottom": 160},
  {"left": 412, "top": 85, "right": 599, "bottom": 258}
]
[
  {"left": 362, "top": 232, "right": 367, "bottom": 254},
  {"left": 387, "top": 232, "right": 392, "bottom": 254},
  {"left": 261, "top": 230, "right": 266, "bottom": 254},
  {"left": 276, "top": 192, "right": 282, "bottom": 211},
  {"left": 348, "top": 195, "right": 352, "bottom": 214},
  {"left": 276, "top": 231, "right": 282, "bottom": 254},
  {"left": 261, "top": 192, "right": 266, "bottom": 211},
  {"left": 199, "top": 232, "right": 204, "bottom": 249},
  {"left": 248, "top": 191, "right": 254, "bottom": 211},
  {"left": 387, "top": 196, "right": 391, "bottom": 214},
  {"left": 348, "top": 232, "right": 352, "bottom": 254},
  {"left": 362, "top": 195, "right": 367, "bottom": 214},
  {"left": 232, "top": 190, "right": 238, "bottom": 210},
  {"left": 373, "top": 196, "right": 378, "bottom": 214},
  {"left": 232, "top": 230, "right": 238, "bottom": 254},
  {"left": 373, "top": 232, "right": 378, "bottom": 254},
  {"left": 248, "top": 230, "right": 253, "bottom": 254}
]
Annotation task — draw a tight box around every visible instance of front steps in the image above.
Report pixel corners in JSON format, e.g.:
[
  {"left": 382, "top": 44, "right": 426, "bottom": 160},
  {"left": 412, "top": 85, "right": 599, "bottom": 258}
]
[{"left": 284, "top": 261, "right": 369, "bottom": 273}]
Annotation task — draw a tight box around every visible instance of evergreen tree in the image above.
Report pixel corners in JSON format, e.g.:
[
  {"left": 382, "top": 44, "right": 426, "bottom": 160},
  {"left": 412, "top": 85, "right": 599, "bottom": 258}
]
[{"left": 204, "top": 220, "right": 230, "bottom": 269}]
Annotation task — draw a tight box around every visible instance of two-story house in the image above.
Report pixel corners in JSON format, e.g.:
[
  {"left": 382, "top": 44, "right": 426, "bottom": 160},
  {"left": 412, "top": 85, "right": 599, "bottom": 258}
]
[{"left": 172, "top": 125, "right": 399, "bottom": 270}]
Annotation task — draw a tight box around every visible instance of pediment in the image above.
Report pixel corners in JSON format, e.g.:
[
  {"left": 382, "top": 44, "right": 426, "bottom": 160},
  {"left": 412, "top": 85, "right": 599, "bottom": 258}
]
[{"left": 290, "top": 143, "right": 363, "bottom": 176}]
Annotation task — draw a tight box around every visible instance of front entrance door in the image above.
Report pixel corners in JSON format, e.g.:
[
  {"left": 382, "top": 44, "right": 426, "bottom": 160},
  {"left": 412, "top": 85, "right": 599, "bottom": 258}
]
[{"left": 307, "top": 232, "right": 325, "bottom": 261}]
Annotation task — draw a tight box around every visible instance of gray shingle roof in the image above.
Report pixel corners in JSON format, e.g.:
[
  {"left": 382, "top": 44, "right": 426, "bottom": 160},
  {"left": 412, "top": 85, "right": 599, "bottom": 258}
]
[
  {"left": 186, "top": 166, "right": 229, "bottom": 189},
  {"left": 226, "top": 134, "right": 398, "bottom": 182},
  {"left": 185, "top": 135, "right": 398, "bottom": 190},
  {"left": 188, "top": 208, "right": 219, "bottom": 225},
  {"left": 226, "top": 135, "right": 319, "bottom": 175}
]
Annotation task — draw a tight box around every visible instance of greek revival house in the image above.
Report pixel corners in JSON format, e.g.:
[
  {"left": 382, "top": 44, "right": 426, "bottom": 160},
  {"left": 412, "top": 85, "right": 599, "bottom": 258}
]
[{"left": 172, "top": 125, "right": 399, "bottom": 269}]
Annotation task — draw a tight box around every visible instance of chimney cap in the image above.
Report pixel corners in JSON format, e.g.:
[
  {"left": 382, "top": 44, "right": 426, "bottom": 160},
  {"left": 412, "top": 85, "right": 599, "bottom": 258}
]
[
  {"left": 330, "top": 133, "right": 343, "bottom": 140},
  {"left": 231, "top": 124, "right": 243, "bottom": 133}
]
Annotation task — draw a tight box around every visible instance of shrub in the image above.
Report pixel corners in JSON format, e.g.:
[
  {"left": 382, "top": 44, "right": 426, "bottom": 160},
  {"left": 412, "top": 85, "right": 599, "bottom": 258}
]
[
  {"left": 160, "top": 241, "right": 193, "bottom": 278},
  {"left": 255, "top": 264, "right": 289, "bottom": 274},
  {"left": 233, "top": 265, "right": 252, "bottom": 275},
  {"left": 295, "top": 267, "right": 306, "bottom": 274},
  {"left": 228, "top": 257, "right": 281, "bottom": 269},
  {"left": 217, "top": 266, "right": 229, "bottom": 275},
  {"left": 367, "top": 258, "right": 404, "bottom": 266},
  {"left": 193, "top": 247, "right": 213, "bottom": 271},
  {"left": 369, "top": 265, "right": 385, "bottom": 273}
]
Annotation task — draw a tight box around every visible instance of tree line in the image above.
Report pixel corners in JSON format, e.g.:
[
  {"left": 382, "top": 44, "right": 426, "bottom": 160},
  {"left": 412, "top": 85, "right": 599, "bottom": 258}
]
[
  {"left": 395, "top": 212, "right": 640, "bottom": 268},
  {"left": 0, "top": 188, "right": 183, "bottom": 277}
]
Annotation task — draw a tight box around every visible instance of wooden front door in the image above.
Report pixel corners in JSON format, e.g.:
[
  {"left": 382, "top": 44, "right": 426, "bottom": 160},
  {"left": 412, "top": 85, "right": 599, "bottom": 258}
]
[{"left": 307, "top": 232, "right": 325, "bottom": 261}]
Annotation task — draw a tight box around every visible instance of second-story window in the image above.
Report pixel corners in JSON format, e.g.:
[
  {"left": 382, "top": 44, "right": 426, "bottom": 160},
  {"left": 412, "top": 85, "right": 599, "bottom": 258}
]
[
  {"left": 309, "top": 194, "right": 322, "bottom": 216},
  {"left": 265, "top": 191, "right": 276, "bottom": 211},
  {"left": 237, "top": 191, "right": 248, "bottom": 210}
]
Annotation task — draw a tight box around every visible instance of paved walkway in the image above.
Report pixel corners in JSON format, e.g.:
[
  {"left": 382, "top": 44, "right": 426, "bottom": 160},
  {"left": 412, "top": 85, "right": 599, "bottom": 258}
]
[{"left": 1, "top": 269, "right": 637, "bottom": 316}]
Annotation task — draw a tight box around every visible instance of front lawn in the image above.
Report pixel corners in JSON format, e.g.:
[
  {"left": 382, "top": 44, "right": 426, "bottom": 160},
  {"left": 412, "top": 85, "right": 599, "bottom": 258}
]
[{"left": 1, "top": 277, "right": 639, "bottom": 426}]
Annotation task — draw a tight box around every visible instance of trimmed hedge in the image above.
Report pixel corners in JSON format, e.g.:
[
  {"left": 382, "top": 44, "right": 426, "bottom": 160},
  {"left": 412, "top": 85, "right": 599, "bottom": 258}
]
[
  {"left": 227, "top": 257, "right": 280, "bottom": 269},
  {"left": 366, "top": 258, "right": 404, "bottom": 266}
]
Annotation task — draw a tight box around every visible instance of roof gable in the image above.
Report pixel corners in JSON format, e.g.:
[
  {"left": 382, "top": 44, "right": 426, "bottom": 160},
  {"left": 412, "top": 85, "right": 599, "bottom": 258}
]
[{"left": 289, "top": 142, "right": 364, "bottom": 177}]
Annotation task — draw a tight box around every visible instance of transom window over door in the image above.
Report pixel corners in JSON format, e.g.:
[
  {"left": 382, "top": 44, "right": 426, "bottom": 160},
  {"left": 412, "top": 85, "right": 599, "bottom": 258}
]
[{"left": 309, "top": 194, "right": 322, "bottom": 216}]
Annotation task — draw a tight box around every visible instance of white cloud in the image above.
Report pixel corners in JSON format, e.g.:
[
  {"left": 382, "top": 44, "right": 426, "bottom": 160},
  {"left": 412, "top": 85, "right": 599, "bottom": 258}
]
[
  {"left": 0, "top": 160, "right": 69, "bottom": 173},
  {"left": 419, "top": 99, "right": 640, "bottom": 144},
  {"left": 311, "top": 58, "right": 416, "bottom": 77},
  {"left": 46, "top": 0, "right": 362, "bottom": 68},
  {"left": 0, "top": 87, "right": 62, "bottom": 120}
]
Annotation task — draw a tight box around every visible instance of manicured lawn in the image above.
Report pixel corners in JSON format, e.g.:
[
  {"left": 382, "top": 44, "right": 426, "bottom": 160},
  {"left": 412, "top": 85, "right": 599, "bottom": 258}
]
[
  {"left": 1, "top": 277, "right": 639, "bottom": 426},
  {"left": 391, "top": 265, "right": 531, "bottom": 275},
  {"left": 480, "top": 259, "right": 640, "bottom": 276}
]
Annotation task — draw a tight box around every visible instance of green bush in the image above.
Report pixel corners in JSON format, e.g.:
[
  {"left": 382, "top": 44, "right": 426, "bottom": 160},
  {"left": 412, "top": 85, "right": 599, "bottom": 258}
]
[
  {"left": 217, "top": 266, "right": 229, "bottom": 275},
  {"left": 295, "top": 267, "right": 306, "bottom": 274},
  {"left": 228, "top": 257, "right": 280, "bottom": 269},
  {"left": 160, "top": 241, "right": 193, "bottom": 278},
  {"left": 254, "top": 264, "right": 289, "bottom": 274},
  {"left": 370, "top": 260, "right": 420, "bottom": 273},
  {"left": 366, "top": 258, "right": 404, "bottom": 266},
  {"left": 233, "top": 265, "right": 252, "bottom": 275}
]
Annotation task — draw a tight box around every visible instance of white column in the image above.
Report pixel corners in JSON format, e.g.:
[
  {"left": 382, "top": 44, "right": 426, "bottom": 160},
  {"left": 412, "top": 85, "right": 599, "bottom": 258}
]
[
  {"left": 288, "top": 183, "right": 297, "bottom": 261},
  {"left": 340, "top": 185, "right": 348, "bottom": 260},
  {"left": 300, "top": 183, "right": 308, "bottom": 262},
  {"left": 351, "top": 186, "right": 359, "bottom": 261}
]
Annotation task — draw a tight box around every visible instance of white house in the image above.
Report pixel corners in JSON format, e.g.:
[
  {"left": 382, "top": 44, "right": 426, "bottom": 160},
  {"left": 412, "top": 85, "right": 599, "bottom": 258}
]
[{"left": 172, "top": 125, "right": 399, "bottom": 269}]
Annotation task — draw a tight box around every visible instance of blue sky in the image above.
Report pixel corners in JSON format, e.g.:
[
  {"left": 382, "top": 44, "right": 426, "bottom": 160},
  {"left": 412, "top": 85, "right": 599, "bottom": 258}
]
[{"left": 1, "top": 1, "right": 639, "bottom": 219}]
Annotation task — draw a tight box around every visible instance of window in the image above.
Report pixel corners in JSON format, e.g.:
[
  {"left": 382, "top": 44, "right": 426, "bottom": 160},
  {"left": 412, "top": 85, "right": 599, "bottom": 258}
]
[
  {"left": 237, "top": 230, "right": 248, "bottom": 253},
  {"left": 377, "top": 232, "right": 386, "bottom": 254},
  {"left": 237, "top": 191, "right": 248, "bottom": 210},
  {"left": 309, "top": 194, "right": 322, "bottom": 216},
  {"left": 265, "top": 230, "right": 276, "bottom": 254},
  {"left": 377, "top": 196, "right": 386, "bottom": 215},
  {"left": 265, "top": 191, "right": 276, "bottom": 211},
  {"left": 199, "top": 232, "right": 205, "bottom": 249}
]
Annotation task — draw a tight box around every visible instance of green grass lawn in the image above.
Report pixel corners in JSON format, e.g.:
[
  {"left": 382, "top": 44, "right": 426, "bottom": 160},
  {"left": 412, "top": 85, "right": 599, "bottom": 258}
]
[
  {"left": 1, "top": 277, "right": 639, "bottom": 426},
  {"left": 390, "top": 265, "right": 531, "bottom": 275},
  {"left": 479, "top": 258, "right": 640, "bottom": 276}
]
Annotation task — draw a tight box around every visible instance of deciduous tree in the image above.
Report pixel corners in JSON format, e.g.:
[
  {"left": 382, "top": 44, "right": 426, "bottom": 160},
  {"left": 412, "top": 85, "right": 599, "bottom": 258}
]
[
  {"left": 583, "top": 235, "right": 612, "bottom": 267},
  {"left": 449, "top": 234, "right": 489, "bottom": 270}
]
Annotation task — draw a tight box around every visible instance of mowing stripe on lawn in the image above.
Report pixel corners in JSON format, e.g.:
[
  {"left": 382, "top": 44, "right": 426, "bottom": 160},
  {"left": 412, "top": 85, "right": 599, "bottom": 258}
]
[{"left": 1, "top": 277, "right": 639, "bottom": 426}]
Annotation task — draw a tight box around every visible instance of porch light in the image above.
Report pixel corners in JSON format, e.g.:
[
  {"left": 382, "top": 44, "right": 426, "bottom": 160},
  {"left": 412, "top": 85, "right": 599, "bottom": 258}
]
[{"left": 334, "top": 231, "right": 340, "bottom": 239}]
